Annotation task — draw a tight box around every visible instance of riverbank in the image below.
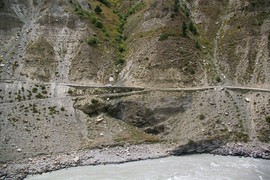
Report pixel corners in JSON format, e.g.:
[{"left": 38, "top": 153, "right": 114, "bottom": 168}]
[
  {"left": 0, "top": 144, "right": 173, "bottom": 179},
  {"left": 211, "top": 142, "right": 270, "bottom": 159},
  {"left": 1, "top": 142, "right": 269, "bottom": 179}
]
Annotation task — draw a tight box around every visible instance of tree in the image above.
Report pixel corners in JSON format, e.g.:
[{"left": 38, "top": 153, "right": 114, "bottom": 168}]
[
  {"left": 182, "top": 21, "right": 187, "bottom": 37},
  {"left": 189, "top": 22, "right": 197, "bottom": 35},
  {"left": 195, "top": 41, "right": 200, "bottom": 49},
  {"left": 94, "top": 5, "right": 102, "bottom": 14},
  {"left": 95, "top": 20, "right": 103, "bottom": 28}
]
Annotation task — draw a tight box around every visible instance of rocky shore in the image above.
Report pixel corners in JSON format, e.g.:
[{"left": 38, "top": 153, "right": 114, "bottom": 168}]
[
  {"left": 0, "top": 144, "right": 173, "bottom": 180},
  {"left": 211, "top": 142, "right": 270, "bottom": 159},
  {"left": 1, "top": 142, "right": 269, "bottom": 179}
]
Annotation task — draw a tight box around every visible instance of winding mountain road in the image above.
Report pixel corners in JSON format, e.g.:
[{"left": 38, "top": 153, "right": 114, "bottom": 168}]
[{"left": 0, "top": 79, "right": 270, "bottom": 106}]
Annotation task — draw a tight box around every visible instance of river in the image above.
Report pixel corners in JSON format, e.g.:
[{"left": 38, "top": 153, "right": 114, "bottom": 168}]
[{"left": 26, "top": 154, "right": 270, "bottom": 180}]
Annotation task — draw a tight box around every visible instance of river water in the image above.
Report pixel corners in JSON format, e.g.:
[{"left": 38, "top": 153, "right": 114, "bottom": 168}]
[{"left": 27, "top": 154, "right": 270, "bottom": 180}]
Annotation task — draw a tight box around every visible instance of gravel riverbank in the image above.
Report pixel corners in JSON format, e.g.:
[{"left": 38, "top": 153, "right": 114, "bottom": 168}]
[
  {"left": 0, "top": 144, "right": 173, "bottom": 179},
  {"left": 1, "top": 142, "right": 269, "bottom": 179},
  {"left": 211, "top": 142, "right": 270, "bottom": 159}
]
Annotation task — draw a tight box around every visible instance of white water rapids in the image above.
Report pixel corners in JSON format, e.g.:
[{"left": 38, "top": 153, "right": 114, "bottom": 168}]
[{"left": 27, "top": 154, "right": 270, "bottom": 180}]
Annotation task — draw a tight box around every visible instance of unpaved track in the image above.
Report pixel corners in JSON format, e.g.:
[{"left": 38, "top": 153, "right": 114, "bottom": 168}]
[{"left": 1, "top": 79, "right": 269, "bottom": 107}]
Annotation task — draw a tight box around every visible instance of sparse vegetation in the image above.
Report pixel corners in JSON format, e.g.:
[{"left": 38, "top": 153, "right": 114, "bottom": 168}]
[
  {"left": 182, "top": 22, "right": 187, "bottom": 37},
  {"left": 189, "top": 22, "right": 197, "bottom": 35},
  {"left": 32, "top": 104, "right": 38, "bottom": 113},
  {"left": 41, "top": 90, "right": 48, "bottom": 94},
  {"left": 266, "top": 116, "right": 270, "bottom": 123},
  {"left": 215, "top": 76, "right": 221, "bottom": 83},
  {"left": 199, "top": 113, "right": 205, "bottom": 120},
  {"left": 48, "top": 106, "right": 58, "bottom": 115},
  {"left": 87, "top": 37, "right": 98, "bottom": 46},
  {"left": 35, "top": 93, "right": 44, "bottom": 99},
  {"left": 173, "top": 0, "right": 180, "bottom": 13},
  {"left": 94, "top": 5, "right": 102, "bottom": 14},
  {"left": 68, "top": 89, "right": 73, "bottom": 94},
  {"left": 117, "top": 57, "right": 125, "bottom": 65},
  {"left": 95, "top": 20, "right": 103, "bottom": 28},
  {"left": 32, "top": 87, "right": 38, "bottom": 93},
  {"left": 187, "top": 139, "right": 195, "bottom": 145},
  {"left": 195, "top": 41, "right": 200, "bottom": 49},
  {"left": 97, "top": 0, "right": 111, "bottom": 7},
  {"left": 159, "top": 34, "right": 169, "bottom": 41}
]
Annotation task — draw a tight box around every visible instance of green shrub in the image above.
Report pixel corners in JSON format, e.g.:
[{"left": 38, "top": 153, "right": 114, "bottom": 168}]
[
  {"left": 158, "top": 34, "right": 169, "bottom": 41},
  {"left": 266, "top": 116, "right": 270, "bottom": 123},
  {"left": 173, "top": 0, "right": 179, "bottom": 12},
  {"left": 95, "top": 20, "right": 103, "bottom": 28},
  {"left": 87, "top": 37, "right": 98, "bottom": 46},
  {"left": 195, "top": 41, "right": 200, "bottom": 49},
  {"left": 68, "top": 89, "right": 73, "bottom": 94},
  {"left": 189, "top": 22, "right": 197, "bottom": 35},
  {"left": 35, "top": 93, "right": 44, "bottom": 99},
  {"left": 117, "top": 58, "right": 125, "bottom": 65},
  {"left": 182, "top": 21, "right": 187, "bottom": 37},
  {"left": 97, "top": 0, "right": 111, "bottom": 7},
  {"left": 32, "top": 87, "right": 38, "bottom": 93},
  {"left": 90, "top": 16, "right": 98, "bottom": 24},
  {"left": 199, "top": 113, "right": 205, "bottom": 120},
  {"left": 215, "top": 76, "right": 221, "bottom": 83},
  {"left": 118, "top": 43, "right": 125, "bottom": 52},
  {"left": 41, "top": 90, "right": 48, "bottom": 94},
  {"left": 41, "top": 85, "right": 46, "bottom": 90},
  {"left": 94, "top": 5, "right": 102, "bottom": 14}
]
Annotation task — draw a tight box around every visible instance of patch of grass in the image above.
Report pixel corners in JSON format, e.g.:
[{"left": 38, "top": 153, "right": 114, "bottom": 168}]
[
  {"left": 87, "top": 37, "right": 98, "bottom": 46},
  {"left": 117, "top": 57, "right": 125, "bottom": 65},
  {"left": 113, "top": 124, "right": 159, "bottom": 144},
  {"left": 95, "top": 20, "right": 103, "bottom": 28},
  {"left": 118, "top": 43, "right": 125, "bottom": 52},
  {"left": 95, "top": 5, "right": 102, "bottom": 14},
  {"left": 127, "top": 2, "right": 145, "bottom": 17},
  {"left": 97, "top": 0, "right": 111, "bottom": 7},
  {"left": 158, "top": 33, "right": 169, "bottom": 41}
]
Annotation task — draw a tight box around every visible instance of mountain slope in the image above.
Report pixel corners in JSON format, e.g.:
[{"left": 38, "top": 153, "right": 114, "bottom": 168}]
[{"left": 0, "top": 0, "right": 270, "bottom": 162}]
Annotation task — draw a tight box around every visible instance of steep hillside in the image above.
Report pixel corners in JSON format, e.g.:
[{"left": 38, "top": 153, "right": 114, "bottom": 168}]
[
  {"left": 0, "top": 0, "right": 270, "bottom": 164},
  {"left": 119, "top": 0, "right": 270, "bottom": 87}
]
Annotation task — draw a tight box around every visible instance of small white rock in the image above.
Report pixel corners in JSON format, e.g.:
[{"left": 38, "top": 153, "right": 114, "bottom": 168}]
[
  {"left": 109, "top": 77, "right": 114, "bottom": 82},
  {"left": 17, "top": 148, "right": 22, "bottom": 152},
  {"left": 245, "top": 98, "right": 250, "bottom": 102},
  {"left": 74, "top": 157, "right": 79, "bottom": 163}
]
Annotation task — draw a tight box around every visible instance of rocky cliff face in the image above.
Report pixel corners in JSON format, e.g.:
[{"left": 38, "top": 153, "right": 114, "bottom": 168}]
[{"left": 0, "top": 0, "right": 270, "bottom": 162}]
